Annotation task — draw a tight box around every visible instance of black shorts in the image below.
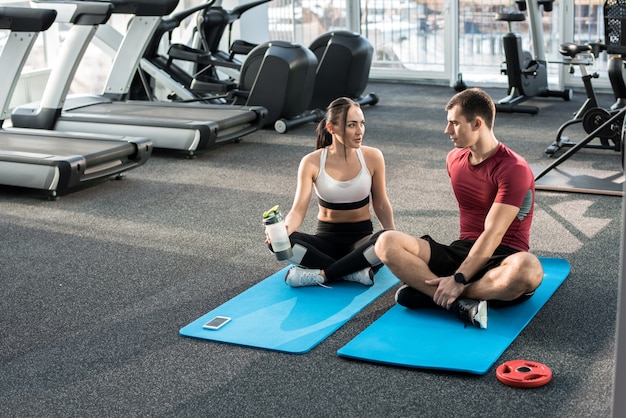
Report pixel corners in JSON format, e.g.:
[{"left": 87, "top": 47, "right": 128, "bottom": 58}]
[{"left": 423, "top": 235, "right": 534, "bottom": 307}]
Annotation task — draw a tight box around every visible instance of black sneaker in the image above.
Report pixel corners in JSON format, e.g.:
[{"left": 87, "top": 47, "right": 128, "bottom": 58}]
[
  {"left": 451, "top": 298, "right": 487, "bottom": 329},
  {"left": 395, "top": 284, "right": 439, "bottom": 309}
]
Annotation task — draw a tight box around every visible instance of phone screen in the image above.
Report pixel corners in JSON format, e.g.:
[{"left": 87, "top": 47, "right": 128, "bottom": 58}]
[{"left": 202, "top": 316, "right": 231, "bottom": 330}]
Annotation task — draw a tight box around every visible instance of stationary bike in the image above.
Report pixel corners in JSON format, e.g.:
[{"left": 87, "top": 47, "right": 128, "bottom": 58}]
[
  {"left": 495, "top": 0, "right": 572, "bottom": 114},
  {"left": 535, "top": 39, "right": 625, "bottom": 181},
  {"left": 544, "top": 42, "right": 622, "bottom": 156}
]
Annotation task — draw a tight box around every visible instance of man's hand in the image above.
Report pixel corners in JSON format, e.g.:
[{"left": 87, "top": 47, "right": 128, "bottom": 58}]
[{"left": 425, "top": 276, "right": 465, "bottom": 309}]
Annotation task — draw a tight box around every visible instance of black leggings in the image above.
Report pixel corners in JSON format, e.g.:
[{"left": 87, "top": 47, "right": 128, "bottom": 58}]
[{"left": 287, "top": 220, "right": 387, "bottom": 281}]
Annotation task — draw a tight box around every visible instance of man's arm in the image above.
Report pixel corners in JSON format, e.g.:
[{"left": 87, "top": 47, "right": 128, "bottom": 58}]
[{"left": 455, "top": 202, "right": 520, "bottom": 278}]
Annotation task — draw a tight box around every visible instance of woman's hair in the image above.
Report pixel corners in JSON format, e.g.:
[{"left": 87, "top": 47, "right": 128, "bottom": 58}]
[
  {"left": 315, "top": 97, "right": 360, "bottom": 149},
  {"left": 445, "top": 88, "right": 495, "bottom": 129}
]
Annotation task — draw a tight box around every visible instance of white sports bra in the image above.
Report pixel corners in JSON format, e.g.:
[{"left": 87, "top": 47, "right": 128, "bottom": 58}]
[{"left": 314, "top": 147, "right": 372, "bottom": 210}]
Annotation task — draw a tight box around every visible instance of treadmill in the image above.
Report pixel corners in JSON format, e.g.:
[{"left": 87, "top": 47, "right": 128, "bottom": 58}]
[
  {"left": 12, "top": 0, "right": 267, "bottom": 157},
  {"left": 0, "top": 5, "right": 152, "bottom": 199}
]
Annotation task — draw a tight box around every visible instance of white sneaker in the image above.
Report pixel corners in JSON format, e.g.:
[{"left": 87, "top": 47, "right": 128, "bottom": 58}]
[
  {"left": 341, "top": 267, "right": 374, "bottom": 286},
  {"left": 285, "top": 266, "right": 325, "bottom": 287}
]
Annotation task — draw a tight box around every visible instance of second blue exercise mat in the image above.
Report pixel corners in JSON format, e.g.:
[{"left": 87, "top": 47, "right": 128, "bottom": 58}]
[
  {"left": 336, "top": 257, "right": 570, "bottom": 374},
  {"left": 180, "top": 266, "right": 400, "bottom": 353}
]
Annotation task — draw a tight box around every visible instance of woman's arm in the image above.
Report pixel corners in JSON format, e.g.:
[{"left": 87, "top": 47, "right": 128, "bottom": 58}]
[
  {"left": 284, "top": 152, "right": 317, "bottom": 235},
  {"left": 365, "top": 147, "right": 395, "bottom": 230}
]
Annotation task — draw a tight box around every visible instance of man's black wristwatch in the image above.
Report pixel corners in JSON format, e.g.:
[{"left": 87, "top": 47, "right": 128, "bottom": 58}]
[{"left": 454, "top": 272, "right": 468, "bottom": 285}]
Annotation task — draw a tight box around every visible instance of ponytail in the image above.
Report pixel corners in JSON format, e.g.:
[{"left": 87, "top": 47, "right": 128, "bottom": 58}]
[{"left": 315, "top": 118, "right": 333, "bottom": 149}]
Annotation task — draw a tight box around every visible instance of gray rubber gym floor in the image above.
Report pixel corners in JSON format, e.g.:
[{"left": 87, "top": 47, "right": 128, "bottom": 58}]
[{"left": 1, "top": 82, "right": 623, "bottom": 417}]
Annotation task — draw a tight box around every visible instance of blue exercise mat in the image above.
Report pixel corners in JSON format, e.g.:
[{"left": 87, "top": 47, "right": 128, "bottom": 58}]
[
  {"left": 179, "top": 265, "right": 400, "bottom": 353},
  {"left": 336, "top": 257, "right": 570, "bottom": 374}
]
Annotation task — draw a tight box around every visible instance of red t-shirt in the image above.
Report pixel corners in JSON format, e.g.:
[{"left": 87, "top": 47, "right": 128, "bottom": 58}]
[{"left": 446, "top": 142, "right": 534, "bottom": 252}]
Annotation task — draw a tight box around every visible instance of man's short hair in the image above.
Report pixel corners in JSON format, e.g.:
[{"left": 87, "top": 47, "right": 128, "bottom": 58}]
[{"left": 445, "top": 88, "right": 495, "bottom": 129}]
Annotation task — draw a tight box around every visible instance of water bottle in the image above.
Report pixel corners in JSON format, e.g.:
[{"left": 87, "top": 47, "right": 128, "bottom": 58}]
[{"left": 262, "top": 205, "right": 293, "bottom": 261}]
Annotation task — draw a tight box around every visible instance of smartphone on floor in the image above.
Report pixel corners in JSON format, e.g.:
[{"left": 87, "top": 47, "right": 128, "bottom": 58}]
[{"left": 202, "top": 316, "right": 231, "bottom": 330}]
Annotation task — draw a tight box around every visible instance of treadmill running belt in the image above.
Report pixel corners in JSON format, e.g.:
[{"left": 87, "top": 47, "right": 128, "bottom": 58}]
[
  {"left": 0, "top": 131, "right": 137, "bottom": 165},
  {"left": 63, "top": 101, "right": 260, "bottom": 128}
]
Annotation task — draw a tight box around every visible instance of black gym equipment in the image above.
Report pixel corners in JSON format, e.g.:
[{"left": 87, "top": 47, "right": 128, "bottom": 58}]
[
  {"left": 131, "top": 0, "right": 318, "bottom": 132},
  {"left": 609, "top": 54, "right": 626, "bottom": 110},
  {"left": 188, "top": 39, "right": 319, "bottom": 130},
  {"left": 495, "top": 0, "right": 572, "bottom": 114},
  {"left": 190, "top": 0, "right": 272, "bottom": 75},
  {"left": 187, "top": 0, "right": 379, "bottom": 111},
  {"left": 0, "top": 5, "right": 152, "bottom": 199},
  {"left": 306, "top": 31, "right": 379, "bottom": 110},
  {"left": 130, "top": 0, "right": 378, "bottom": 133},
  {"left": 604, "top": 0, "right": 626, "bottom": 112},
  {"left": 543, "top": 42, "right": 622, "bottom": 157},
  {"left": 598, "top": 0, "right": 626, "bottom": 170},
  {"left": 535, "top": 0, "right": 626, "bottom": 182},
  {"left": 276, "top": 30, "right": 379, "bottom": 134},
  {"left": 114, "top": 0, "right": 243, "bottom": 103}
]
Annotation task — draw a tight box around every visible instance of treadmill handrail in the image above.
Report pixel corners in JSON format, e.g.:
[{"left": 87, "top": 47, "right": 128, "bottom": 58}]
[
  {"left": 0, "top": 4, "right": 153, "bottom": 198},
  {"left": 0, "top": 7, "right": 56, "bottom": 32},
  {"left": 0, "top": 7, "right": 58, "bottom": 122},
  {"left": 105, "top": 0, "right": 179, "bottom": 17},
  {"left": 30, "top": 1, "right": 113, "bottom": 25}
]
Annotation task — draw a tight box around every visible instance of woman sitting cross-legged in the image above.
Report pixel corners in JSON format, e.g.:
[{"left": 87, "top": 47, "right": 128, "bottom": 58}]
[{"left": 265, "top": 97, "right": 395, "bottom": 287}]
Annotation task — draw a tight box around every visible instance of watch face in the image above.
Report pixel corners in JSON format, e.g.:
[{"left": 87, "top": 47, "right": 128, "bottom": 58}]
[{"left": 454, "top": 273, "right": 466, "bottom": 284}]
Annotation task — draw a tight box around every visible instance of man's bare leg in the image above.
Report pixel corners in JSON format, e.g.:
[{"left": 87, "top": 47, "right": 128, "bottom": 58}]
[
  {"left": 462, "top": 252, "right": 544, "bottom": 302},
  {"left": 374, "top": 230, "right": 439, "bottom": 298}
]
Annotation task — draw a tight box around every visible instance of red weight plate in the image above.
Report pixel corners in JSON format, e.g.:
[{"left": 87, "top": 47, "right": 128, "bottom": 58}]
[{"left": 496, "top": 360, "right": 552, "bottom": 388}]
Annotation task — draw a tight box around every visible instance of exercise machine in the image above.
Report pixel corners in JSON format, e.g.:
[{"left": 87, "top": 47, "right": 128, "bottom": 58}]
[
  {"left": 128, "top": 0, "right": 263, "bottom": 101},
  {"left": 190, "top": 0, "right": 379, "bottom": 110},
  {"left": 190, "top": 0, "right": 272, "bottom": 78},
  {"left": 495, "top": 0, "right": 572, "bottom": 114},
  {"left": 535, "top": 0, "right": 626, "bottom": 182},
  {"left": 187, "top": 39, "right": 319, "bottom": 129},
  {"left": 304, "top": 31, "right": 379, "bottom": 111},
  {"left": 275, "top": 30, "right": 379, "bottom": 134},
  {"left": 12, "top": 0, "right": 267, "bottom": 157},
  {"left": 544, "top": 42, "right": 622, "bottom": 157},
  {"left": 189, "top": 0, "right": 379, "bottom": 131},
  {"left": 130, "top": 0, "right": 378, "bottom": 133},
  {"left": 0, "top": 5, "right": 152, "bottom": 199},
  {"left": 609, "top": 55, "right": 626, "bottom": 110},
  {"left": 116, "top": 0, "right": 318, "bottom": 133}
]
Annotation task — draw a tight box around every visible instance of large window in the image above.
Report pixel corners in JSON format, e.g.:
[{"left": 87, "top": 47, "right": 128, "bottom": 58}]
[
  {"left": 267, "top": 0, "right": 448, "bottom": 78},
  {"left": 0, "top": 0, "right": 612, "bottom": 102},
  {"left": 266, "top": 0, "right": 609, "bottom": 88}
]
